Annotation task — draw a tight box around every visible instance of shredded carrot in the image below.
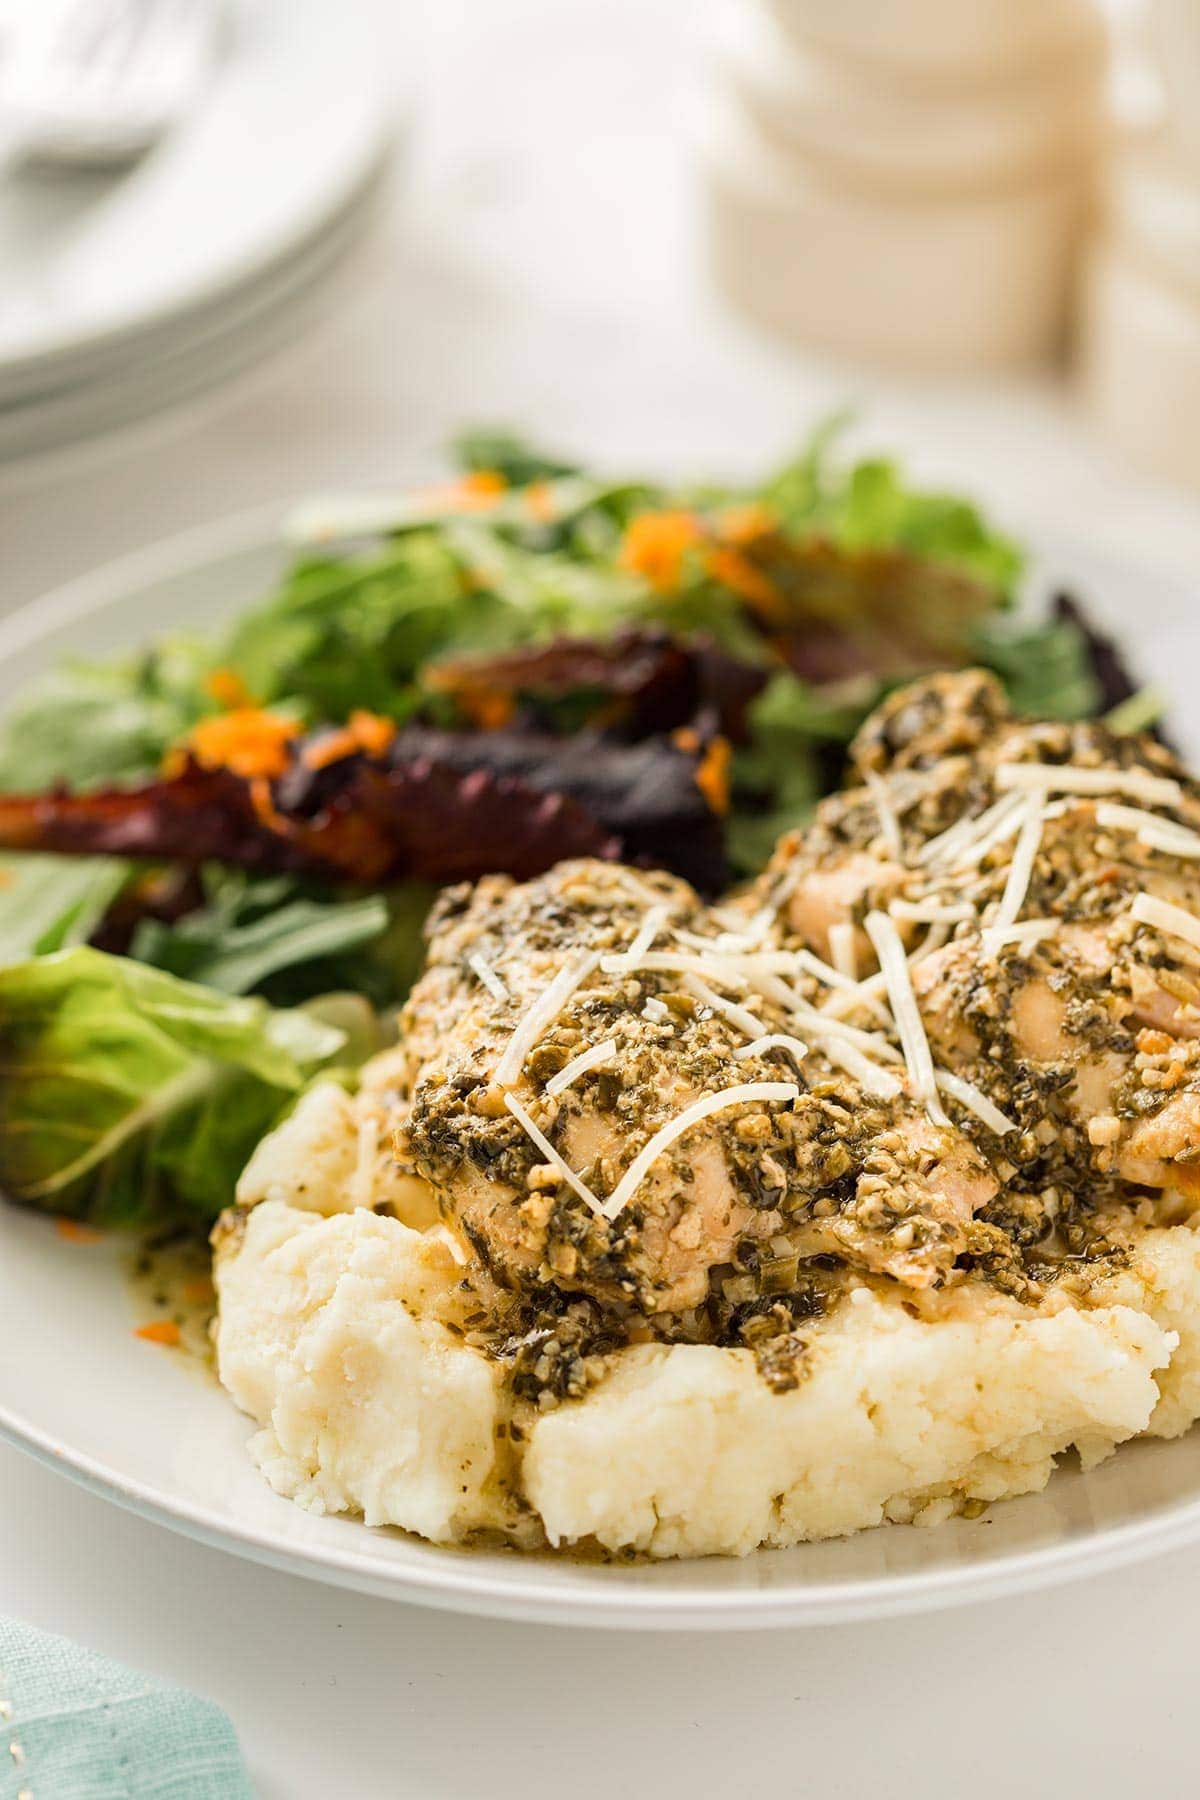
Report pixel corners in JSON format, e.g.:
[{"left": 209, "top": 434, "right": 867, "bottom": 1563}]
[
  {"left": 457, "top": 469, "right": 506, "bottom": 502},
  {"left": 437, "top": 687, "right": 516, "bottom": 730},
  {"left": 174, "top": 709, "right": 298, "bottom": 780},
  {"left": 524, "top": 479, "right": 556, "bottom": 523},
  {"left": 715, "top": 502, "right": 777, "bottom": 546},
  {"left": 204, "top": 667, "right": 255, "bottom": 710},
  {"left": 417, "top": 469, "right": 507, "bottom": 513},
  {"left": 690, "top": 735, "right": 733, "bottom": 815},
  {"left": 470, "top": 692, "right": 517, "bottom": 730},
  {"left": 249, "top": 776, "right": 291, "bottom": 834},
  {"left": 703, "top": 546, "right": 781, "bottom": 616},
  {"left": 347, "top": 709, "right": 397, "bottom": 756},
  {"left": 619, "top": 511, "right": 704, "bottom": 593},
  {"left": 672, "top": 726, "right": 731, "bottom": 812},
  {"left": 424, "top": 661, "right": 517, "bottom": 729},
  {"left": 302, "top": 729, "right": 357, "bottom": 770},
  {"left": 301, "top": 709, "right": 397, "bottom": 771},
  {"left": 56, "top": 1219, "right": 101, "bottom": 1244},
  {"left": 135, "top": 1320, "right": 180, "bottom": 1346}
]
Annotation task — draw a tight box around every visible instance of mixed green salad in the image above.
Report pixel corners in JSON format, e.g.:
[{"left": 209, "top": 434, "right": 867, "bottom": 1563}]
[{"left": 0, "top": 426, "right": 1147, "bottom": 1231}]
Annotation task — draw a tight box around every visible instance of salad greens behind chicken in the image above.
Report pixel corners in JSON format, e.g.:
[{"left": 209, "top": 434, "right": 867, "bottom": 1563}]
[{"left": 0, "top": 425, "right": 1145, "bottom": 1230}]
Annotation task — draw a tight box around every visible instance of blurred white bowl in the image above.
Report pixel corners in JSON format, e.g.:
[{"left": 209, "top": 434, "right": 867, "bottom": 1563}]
[
  {"left": 718, "top": 3, "right": 1107, "bottom": 196},
  {"left": 1147, "top": 0, "right": 1200, "bottom": 169},
  {"left": 763, "top": 0, "right": 1105, "bottom": 88},
  {"left": 1081, "top": 239, "right": 1200, "bottom": 491},
  {"left": 700, "top": 97, "right": 1090, "bottom": 371},
  {"left": 1108, "top": 136, "right": 1200, "bottom": 304}
]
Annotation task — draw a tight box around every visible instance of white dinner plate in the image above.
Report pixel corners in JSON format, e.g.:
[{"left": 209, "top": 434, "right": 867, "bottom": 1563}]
[
  {"left": 0, "top": 0, "right": 392, "bottom": 406},
  {"left": 0, "top": 515, "right": 1199, "bottom": 1630}
]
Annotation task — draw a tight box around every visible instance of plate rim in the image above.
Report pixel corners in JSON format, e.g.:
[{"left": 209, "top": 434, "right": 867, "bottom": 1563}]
[
  {"left": 6, "top": 1383, "right": 1200, "bottom": 1630},
  {"left": 4, "top": 511, "right": 1200, "bottom": 1628}
]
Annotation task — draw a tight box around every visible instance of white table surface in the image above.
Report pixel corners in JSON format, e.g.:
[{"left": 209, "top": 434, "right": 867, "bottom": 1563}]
[{"left": 3, "top": 2, "right": 1200, "bottom": 1792}]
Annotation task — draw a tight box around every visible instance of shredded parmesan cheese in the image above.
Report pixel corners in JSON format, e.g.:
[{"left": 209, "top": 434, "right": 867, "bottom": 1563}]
[
  {"left": 865, "top": 771, "right": 903, "bottom": 858},
  {"left": 990, "top": 791, "right": 1044, "bottom": 934},
  {"left": 981, "top": 919, "right": 1058, "bottom": 957},
  {"left": 778, "top": 990, "right": 904, "bottom": 1096},
  {"left": 1131, "top": 892, "right": 1200, "bottom": 956},
  {"left": 623, "top": 904, "right": 670, "bottom": 966},
  {"left": 828, "top": 921, "right": 858, "bottom": 981},
  {"left": 909, "top": 922, "right": 949, "bottom": 963},
  {"left": 944, "top": 796, "right": 1030, "bottom": 871},
  {"left": 795, "top": 947, "right": 870, "bottom": 997},
  {"left": 888, "top": 899, "right": 976, "bottom": 925},
  {"left": 918, "top": 793, "right": 1023, "bottom": 868},
  {"left": 601, "top": 948, "right": 798, "bottom": 978},
  {"left": 1096, "top": 803, "right": 1200, "bottom": 860},
  {"left": 934, "top": 1070, "right": 1016, "bottom": 1136},
  {"left": 544, "top": 1039, "right": 618, "bottom": 1097},
  {"left": 615, "top": 869, "right": 670, "bottom": 909},
  {"left": 682, "top": 974, "right": 767, "bottom": 1040},
  {"left": 503, "top": 1092, "right": 604, "bottom": 1214},
  {"left": 812, "top": 1035, "right": 904, "bottom": 1099},
  {"left": 705, "top": 904, "right": 776, "bottom": 952},
  {"left": 492, "top": 951, "right": 599, "bottom": 1090},
  {"left": 777, "top": 988, "right": 903, "bottom": 1061},
  {"left": 733, "top": 1034, "right": 809, "bottom": 1066},
  {"left": 864, "top": 910, "right": 948, "bottom": 1126},
  {"left": 996, "top": 761, "right": 1183, "bottom": 808},
  {"left": 468, "top": 954, "right": 509, "bottom": 1003},
  {"left": 601, "top": 1082, "right": 799, "bottom": 1219},
  {"left": 642, "top": 997, "right": 670, "bottom": 1022},
  {"left": 816, "top": 971, "right": 890, "bottom": 1021}
]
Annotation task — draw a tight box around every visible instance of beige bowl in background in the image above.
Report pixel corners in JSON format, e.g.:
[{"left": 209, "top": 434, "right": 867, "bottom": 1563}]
[
  {"left": 1107, "top": 137, "right": 1200, "bottom": 305},
  {"left": 718, "top": 3, "right": 1107, "bottom": 197},
  {"left": 1147, "top": 0, "right": 1200, "bottom": 170},
  {"left": 700, "top": 99, "right": 1092, "bottom": 372},
  {"left": 763, "top": 0, "right": 1106, "bottom": 88},
  {"left": 1080, "top": 240, "right": 1200, "bottom": 492}
]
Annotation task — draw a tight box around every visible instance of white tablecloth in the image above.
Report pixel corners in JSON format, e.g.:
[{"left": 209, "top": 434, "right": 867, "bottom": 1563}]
[{"left": 3, "top": 2, "right": 1200, "bottom": 1792}]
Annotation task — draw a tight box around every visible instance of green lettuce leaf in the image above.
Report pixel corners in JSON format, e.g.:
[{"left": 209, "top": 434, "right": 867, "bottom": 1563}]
[
  {"left": 130, "top": 868, "right": 390, "bottom": 996},
  {"left": 727, "top": 671, "right": 875, "bottom": 873},
  {"left": 0, "top": 853, "right": 130, "bottom": 962},
  {"left": 759, "top": 418, "right": 1025, "bottom": 600},
  {"left": 451, "top": 427, "right": 580, "bottom": 485},
  {"left": 0, "top": 639, "right": 212, "bottom": 791},
  {"left": 973, "top": 613, "right": 1100, "bottom": 720},
  {"left": 0, "top": 947, "right": 346, "bottom": 1225}
]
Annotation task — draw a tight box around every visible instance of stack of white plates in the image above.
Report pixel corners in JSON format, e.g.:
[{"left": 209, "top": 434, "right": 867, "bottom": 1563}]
[
  {"left": 0, "top": 0, "right": 392, "bottom": 468},
  {"left": 699, "top": 0, "right": 1110, "bottom": 371}
]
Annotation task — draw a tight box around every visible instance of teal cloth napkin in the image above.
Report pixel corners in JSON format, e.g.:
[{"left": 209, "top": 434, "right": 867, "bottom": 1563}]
[{"left": 0, "top": 1618, "right": 255, "bottom": 1799}]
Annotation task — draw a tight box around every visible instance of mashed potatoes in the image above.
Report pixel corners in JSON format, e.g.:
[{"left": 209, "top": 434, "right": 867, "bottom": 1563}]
[{"left": 212, "top": 1079, "right": 1200, "bottom": 1558}]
